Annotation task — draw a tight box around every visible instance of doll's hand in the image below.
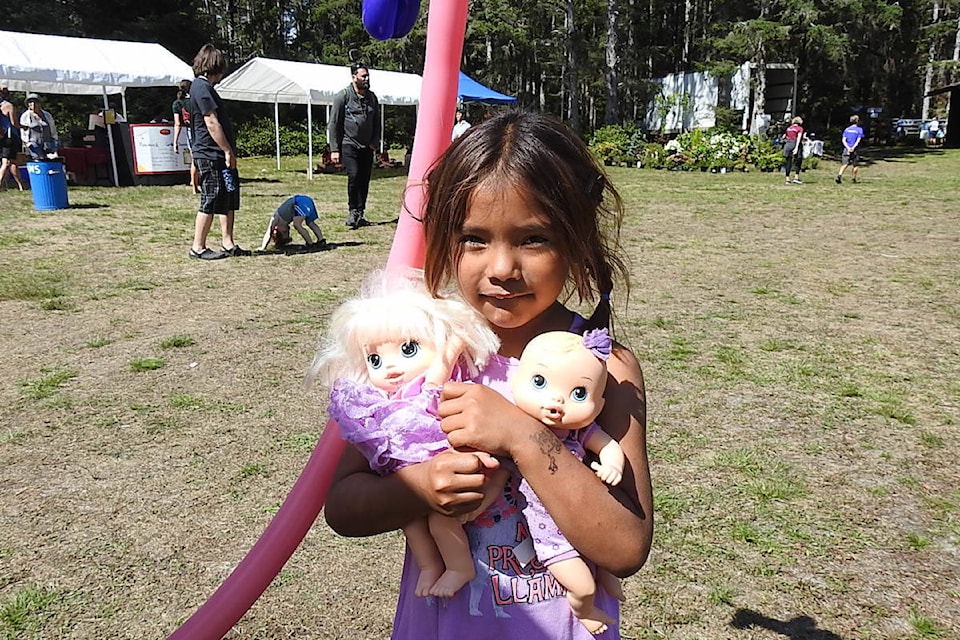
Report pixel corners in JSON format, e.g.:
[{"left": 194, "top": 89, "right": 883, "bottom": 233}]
[
  {"left": 408, "top": 449, "right": 501, "bottom": 518},
  {"left": 589, "top": 461, "right": 623, "bottom": 486},
  {"left": 424, "top": 336, "right": 464, "bottom": 387},
  {"left": 439, "top": 381, "right": 540, "bottom": 457}
]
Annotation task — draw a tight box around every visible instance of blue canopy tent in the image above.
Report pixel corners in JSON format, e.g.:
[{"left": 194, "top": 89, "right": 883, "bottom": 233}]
[{"left": 457, "top": 71, "right": 517, "bottom": 105}]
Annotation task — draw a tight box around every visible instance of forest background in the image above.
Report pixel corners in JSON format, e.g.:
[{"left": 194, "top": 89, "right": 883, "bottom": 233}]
[{"left": 5, "top": 0, "right": 960, "bottom": 148}]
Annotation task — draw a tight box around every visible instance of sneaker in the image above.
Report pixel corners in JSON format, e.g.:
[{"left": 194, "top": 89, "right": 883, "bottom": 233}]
[
  {"left": 189, "top": 248, "right": 227, "bottom": 260},
  {"left": 346, "top": 210, "right": 360, "bottom": 229},
  {"left": 835, "top": 175, "right": 842, "bottom": 184},
  {"left": 306, "top": 239, "right": 328, "bottom": 251},
  {"left": 221, "top": 245, "right": 252, "bottom": 257},
  {"left": 792, "top": 178, "right": 803, "bottom": 184},
  {"left": 785, "top": 179, "right": 792, "bottom": 185},
  {"left": 355, "top": 217, "right": 371, "bottom": 227},
  {"left": 852, "top": 178, "right": 858, "bottom": 184}
]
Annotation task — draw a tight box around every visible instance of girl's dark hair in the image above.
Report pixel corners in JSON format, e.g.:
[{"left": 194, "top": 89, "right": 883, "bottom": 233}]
[
  {"left": 422, "top": 110, "right": 627, "bottom": 310},
  {"left": 192, "top": 44, "right": 226, "bottom": 78},
  {"left": 271, "top": 224, "right": 291, "bottom": 249}
]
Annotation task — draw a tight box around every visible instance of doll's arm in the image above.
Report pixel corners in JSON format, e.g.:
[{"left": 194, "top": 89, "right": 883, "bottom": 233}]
[
  {"left": 325, "top": 443, "right": 502, "bottom": 536},
  {"left": 584, "top": 427, "right": 624, "bottom": 486},
  {"left": 423, "top": 335, "right": 464, "bottom": 388}
]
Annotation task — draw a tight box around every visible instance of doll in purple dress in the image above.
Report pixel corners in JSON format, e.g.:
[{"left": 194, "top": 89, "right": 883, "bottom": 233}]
[
  {"left": 511, "top": 329, "right": 625, "bottom": 635},
  {"left": 308, "top": 270, "right": 502, "bottom": 598}
]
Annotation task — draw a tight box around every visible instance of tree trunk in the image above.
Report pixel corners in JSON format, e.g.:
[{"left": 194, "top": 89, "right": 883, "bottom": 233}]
[
  {"left": 605, "top": 0, "right": 620, "bottom": 124},
  {"left": 922, "top": 1, "right": 940, "bottom": 120},
  {"left": 564, "top": 0, "right": 580, "bottom": 132}
]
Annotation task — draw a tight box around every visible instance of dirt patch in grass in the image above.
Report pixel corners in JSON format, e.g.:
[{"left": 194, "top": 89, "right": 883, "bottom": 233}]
[{"left": 1, "top": 152, "right": 958, "bottom": 639}]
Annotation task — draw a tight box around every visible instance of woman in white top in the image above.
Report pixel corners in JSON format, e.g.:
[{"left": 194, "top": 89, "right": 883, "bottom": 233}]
[{"left": 20, "top": 93, "right": 58, "bottom": 159}]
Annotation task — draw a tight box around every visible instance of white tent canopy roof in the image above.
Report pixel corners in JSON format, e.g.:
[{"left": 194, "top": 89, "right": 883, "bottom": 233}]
[
  {"left": 215, "top": 57, "right": 422, "bottom": 106},
  {"left": 0, "top": 30, "right": 193, "bottom": 95}
]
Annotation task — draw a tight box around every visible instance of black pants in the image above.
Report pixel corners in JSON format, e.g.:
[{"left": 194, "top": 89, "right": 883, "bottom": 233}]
[
  {"left": 342, "top": 145, "right": 374, "bottom": 217},
  {"left": 783, "top": 141, "right": 802, "bottom": 176}
]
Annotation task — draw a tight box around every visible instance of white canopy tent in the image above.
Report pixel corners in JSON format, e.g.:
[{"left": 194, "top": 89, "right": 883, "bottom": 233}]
[
  {"left": 0, "top": 30, "right": 193, "bottom": 186},
  {"left": 215, "top": 57, "right": 422, "bottom": 178}
]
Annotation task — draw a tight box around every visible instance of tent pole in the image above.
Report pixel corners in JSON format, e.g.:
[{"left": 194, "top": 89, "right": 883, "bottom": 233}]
[
  {"left": 102, "top": 86, "right": 120, "bottom": 187},
  {"left": 121, "top": 90, "right": 128, "bottom": 120},
  {"left": 307, "top": 95, "right": 314, "bottom": 180},
  {"left": 380, "top": 108, "right": 385, "bottom": 154},
  {"left": 275, "top": 98, "right": 280, "bottom": 170}
]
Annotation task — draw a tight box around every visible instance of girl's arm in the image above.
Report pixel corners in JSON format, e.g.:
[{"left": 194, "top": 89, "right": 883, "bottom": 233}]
[
  {"left": 324, "top": 443, "right": 502, "bottom": 537},
  {"left": 439, "top": 344, "right": 653, "bottom": 577},
  {"left": 259, "top": 215, "right": 276, "bottom": 251}
]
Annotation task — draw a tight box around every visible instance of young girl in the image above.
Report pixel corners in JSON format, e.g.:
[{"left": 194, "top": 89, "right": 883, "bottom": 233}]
[
  {"left": 259, "top": 195, "right": 327, "bottom": 251},
  {"left": 324, "top": 111, "right": 653, "bottom": 639},
  {"left": 309, "top": 270, "right": 504, "bottom": 598}
]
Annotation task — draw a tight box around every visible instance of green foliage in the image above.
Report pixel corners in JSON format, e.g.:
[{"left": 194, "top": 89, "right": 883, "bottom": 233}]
[
  {"left": 588, "top": 124, "right": 643, "bottom": 166},
  {"left": 129, "top": 358, "right": 165, "bottom": 372},
  {"left": 0, "top": 586, "right": 67, "bottom": 639},
  {"left": 747, "top": 137, "right": 783, "bottom": 172},
  {"left": 235, "top": 118, "right": 329, "bottom": 158},
  {"left": 18, "top": 367, "right": 79, "bottom": 401}
]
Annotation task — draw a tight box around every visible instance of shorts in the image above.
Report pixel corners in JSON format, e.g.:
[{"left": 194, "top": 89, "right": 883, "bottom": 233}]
[
  {"left": 293, "top": 195, "right": 319, "bottom": 223},
  {"left": 196, "top": 158, "right": 240, "bottom": 214},
  {"left": 1, "top": 139, "right": 19, "bottom": 161},
  {"left": 841, "top": 150, "right": 859, "bottom": 166}
]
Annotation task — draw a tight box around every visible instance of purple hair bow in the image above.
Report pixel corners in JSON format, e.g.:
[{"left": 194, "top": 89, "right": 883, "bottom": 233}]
[{"left": 582, "top": 328, "right": 611, "bottom": 361}]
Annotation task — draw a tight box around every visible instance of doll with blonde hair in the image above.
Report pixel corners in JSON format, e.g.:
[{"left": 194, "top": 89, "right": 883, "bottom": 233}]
[
  {"left": 511, "top": 328, "right": 626, "bottom": 634},
  {"left": 308, "top": 270, "right": 504, "bottom": 597}
]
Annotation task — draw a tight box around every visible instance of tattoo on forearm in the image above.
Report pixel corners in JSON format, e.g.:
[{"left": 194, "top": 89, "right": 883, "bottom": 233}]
[{"left": 532, "top": 431, "right": 563, "bottom": 475}]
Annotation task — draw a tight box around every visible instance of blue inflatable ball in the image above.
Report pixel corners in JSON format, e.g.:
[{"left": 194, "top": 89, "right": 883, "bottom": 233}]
[{"left": 363, "top": 0, "right": 420, "bottom": 40}]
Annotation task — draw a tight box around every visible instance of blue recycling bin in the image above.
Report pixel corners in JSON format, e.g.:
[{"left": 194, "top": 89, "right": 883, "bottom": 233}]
[{"left": 27, "top": 161, "right": 69, "bottom": 210}]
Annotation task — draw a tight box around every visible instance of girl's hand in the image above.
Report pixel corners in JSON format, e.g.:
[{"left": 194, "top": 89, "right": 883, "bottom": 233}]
[
  {"left": 399, "top": 449, "right": 501, "bottom": 518},
  {"left": 438, "top": 381, "right": 540, "bottom": 457}
]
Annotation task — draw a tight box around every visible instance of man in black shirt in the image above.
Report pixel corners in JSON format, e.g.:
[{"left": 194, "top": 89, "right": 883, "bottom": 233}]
[
  {"left": 187, "top": 44, "right": 250, "bottom": 260},
  {"left": 328, "top": 63, "right": 381, "bottom": 230}
]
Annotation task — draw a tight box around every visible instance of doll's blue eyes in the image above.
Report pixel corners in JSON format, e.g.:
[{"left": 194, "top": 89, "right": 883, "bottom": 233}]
[
  {"left": 571, "top": 387, "right": 588, "bottom": 402},
  {"left": 368, "top": 342, "right": 419, "bottom": 368},
  {"left": 531, "top": 374, "right": 547, "bottom": 389}
]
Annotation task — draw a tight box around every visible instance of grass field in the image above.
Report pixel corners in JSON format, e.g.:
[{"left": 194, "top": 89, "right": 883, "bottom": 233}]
[{"left": 1, "top": 146, "right": 958, "bottom": 640}]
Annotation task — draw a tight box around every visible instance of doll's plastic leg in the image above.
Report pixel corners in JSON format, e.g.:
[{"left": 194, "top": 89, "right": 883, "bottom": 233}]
[
  {"left": 401, "top": 518, "right": 445, "bottom": 597},
  {"left": 598, "top": 568, "right": 625, "bottom": 602},
  {"left": 547, "top": 557, "right": 616, "bottom": 634},
  {"left": 426, "top": 512, "right": 476, "bottom": 597}
]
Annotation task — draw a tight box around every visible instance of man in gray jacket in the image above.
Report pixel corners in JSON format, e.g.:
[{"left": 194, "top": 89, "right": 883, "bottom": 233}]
[{"left": 328, "top": 63, "right": 380, "bottom": 230}]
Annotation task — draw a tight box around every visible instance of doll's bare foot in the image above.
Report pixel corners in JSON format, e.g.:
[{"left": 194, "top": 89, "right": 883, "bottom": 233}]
[
  {"left": 568, "top": 596, "right": 616, "bottom": 635},
  {"left": 575, "top": 610, "right": 614, "bottom": 635},
  {"left": 427, "top": 569, "right": 473, "bottom": 598},
  {"left": 415, "top": 567, "right": 444, "bottom": 597}
]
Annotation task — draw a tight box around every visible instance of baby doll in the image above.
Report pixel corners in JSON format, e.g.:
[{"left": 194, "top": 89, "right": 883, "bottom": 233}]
[
  {"left": 308, "top": 270, "right": 503, "bottom": 598},
  {"left": 511, "top": 328, "right": 626, "bottom": 635}
]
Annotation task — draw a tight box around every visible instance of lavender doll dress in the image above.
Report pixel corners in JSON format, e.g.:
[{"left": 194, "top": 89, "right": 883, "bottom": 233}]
[{"left": 327, "top": 375, "right": 450, "bottom": 475}]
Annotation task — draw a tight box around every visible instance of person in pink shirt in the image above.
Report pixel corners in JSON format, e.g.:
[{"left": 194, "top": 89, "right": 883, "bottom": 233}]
[{"left": 782, "top": 116, "right": 805, "bottom": 184}]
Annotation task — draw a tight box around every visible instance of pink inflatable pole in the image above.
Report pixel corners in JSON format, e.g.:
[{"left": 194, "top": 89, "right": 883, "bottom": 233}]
[
  {"left": 386, "top": 0, "right": 469, "bottom": 273},
  {"left": 166, "top": 3, "right": 469, "bottom": 639},
  {"left": 167, "top": 422, "right": 345, "bottom": 639}
]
